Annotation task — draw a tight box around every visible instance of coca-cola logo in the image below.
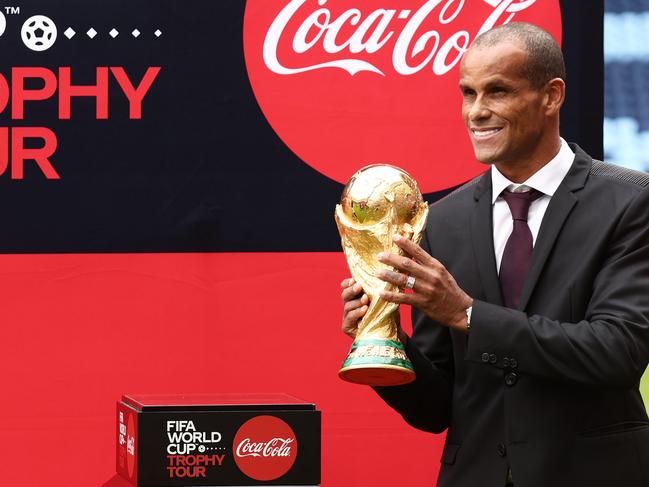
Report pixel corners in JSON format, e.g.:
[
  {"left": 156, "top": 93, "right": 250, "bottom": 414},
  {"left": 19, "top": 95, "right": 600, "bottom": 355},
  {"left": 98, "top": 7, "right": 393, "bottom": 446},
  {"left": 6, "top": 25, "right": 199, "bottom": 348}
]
[
  {"left": 233, "top": 415, "right": 298, "bottom": 481},
  {"left": 244, "top": 0, "right": 561, "bottom": 192},
  {"left": 236, "top": 437, "right": 295, "bottom": 457}
]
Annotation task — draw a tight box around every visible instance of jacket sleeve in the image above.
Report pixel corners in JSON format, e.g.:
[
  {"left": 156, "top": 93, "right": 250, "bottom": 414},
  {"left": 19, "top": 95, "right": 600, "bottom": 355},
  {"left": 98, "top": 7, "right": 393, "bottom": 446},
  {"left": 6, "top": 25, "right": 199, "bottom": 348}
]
[
  {"left": 373, "top": 232, "right": 454, "bottom": 433},
  {"left": 373, "top": 310, "right": 454, "bottom": 433},
  {"left": 466, "top": 185, "right": 649, "bottom": 388}
]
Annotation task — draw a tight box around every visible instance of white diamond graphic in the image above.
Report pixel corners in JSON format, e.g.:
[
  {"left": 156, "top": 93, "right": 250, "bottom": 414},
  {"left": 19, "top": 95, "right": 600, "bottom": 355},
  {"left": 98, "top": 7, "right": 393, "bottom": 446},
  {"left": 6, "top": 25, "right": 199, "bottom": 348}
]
[
  {"left": 64, "top": 27, "right": 75, "bottom": 39},
  {"left": 87, "top": 28, "right": 97, "bottom": 39},
  {"left": 131, "top": 29, "right": 140, "bottom": 38},
  {"left": 109, "top": 28, "right": 118, "bottom": 38},
  {"left": 154, "top": 29, "right": 162, "bottom": 37}
]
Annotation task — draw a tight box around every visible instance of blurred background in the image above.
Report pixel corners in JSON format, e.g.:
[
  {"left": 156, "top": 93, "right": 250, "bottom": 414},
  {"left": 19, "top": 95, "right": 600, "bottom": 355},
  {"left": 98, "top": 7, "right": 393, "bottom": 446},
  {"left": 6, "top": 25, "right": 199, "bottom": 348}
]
[
  {"left": 604, "top": 0, "right": 649, "bottom": 403},
  {"left": 604, "top": 0, "right": 649, "bottom": 169}
]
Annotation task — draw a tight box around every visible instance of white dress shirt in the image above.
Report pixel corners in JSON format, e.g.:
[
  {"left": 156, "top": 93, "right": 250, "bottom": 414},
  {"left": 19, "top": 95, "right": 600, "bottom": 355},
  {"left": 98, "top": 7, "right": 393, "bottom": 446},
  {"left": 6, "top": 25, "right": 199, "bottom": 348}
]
[{"left": 491, "top": 139, "right": 575, "bottom": 272}]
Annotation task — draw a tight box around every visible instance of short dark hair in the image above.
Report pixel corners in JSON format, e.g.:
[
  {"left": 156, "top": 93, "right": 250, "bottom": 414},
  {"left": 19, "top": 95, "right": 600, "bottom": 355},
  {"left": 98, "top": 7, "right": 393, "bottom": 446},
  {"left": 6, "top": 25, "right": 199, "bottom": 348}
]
[{"left": 471, "top": 22, "right": 566, "bottom": 89}]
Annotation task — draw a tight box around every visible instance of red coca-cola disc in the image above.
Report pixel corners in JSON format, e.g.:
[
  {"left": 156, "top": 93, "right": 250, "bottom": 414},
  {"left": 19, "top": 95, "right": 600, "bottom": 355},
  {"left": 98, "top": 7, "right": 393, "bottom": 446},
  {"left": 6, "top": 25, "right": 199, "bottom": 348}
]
[
  {"left": 233, "top": 415, "right": 298, "bottom": 481},
  {"left": 244, "top": 0, "right": 562, "bottom": 192}
]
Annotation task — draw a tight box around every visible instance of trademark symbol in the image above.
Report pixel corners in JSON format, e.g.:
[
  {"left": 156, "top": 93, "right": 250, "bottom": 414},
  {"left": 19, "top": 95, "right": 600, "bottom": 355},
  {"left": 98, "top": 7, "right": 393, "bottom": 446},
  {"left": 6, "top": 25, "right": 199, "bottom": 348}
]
[{"left": 4, "top": 6, "right": 19, "bottom": 14}]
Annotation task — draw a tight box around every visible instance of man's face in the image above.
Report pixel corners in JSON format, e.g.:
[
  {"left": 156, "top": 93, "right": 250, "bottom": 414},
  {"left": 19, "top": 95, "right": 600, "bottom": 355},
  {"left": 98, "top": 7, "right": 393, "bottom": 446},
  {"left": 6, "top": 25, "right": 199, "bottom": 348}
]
[{"left": 459, "top": 41, "right": 549, "bottom": 166}]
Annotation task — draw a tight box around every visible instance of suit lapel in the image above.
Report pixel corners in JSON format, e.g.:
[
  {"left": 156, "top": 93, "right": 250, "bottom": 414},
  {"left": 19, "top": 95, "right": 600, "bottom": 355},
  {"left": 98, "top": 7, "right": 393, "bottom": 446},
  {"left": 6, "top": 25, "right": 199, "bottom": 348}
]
[
  {"left": 470, "top": 171, "right": 504, "bottom": 306},
  {"left": 518, "top": 145, "right": 591, "bottom": 310}
]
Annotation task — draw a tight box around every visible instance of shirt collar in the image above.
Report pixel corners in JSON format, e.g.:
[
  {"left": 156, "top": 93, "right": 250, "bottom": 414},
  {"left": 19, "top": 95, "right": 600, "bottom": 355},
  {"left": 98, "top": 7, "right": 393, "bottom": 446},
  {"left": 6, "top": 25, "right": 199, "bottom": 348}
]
[{"left": 490, "top": 138, "right": 575, "bottom": 204}]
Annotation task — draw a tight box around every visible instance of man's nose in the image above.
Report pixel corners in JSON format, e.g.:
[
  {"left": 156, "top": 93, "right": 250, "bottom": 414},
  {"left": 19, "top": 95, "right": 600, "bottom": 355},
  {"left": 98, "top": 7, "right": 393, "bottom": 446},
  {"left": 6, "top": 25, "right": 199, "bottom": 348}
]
[{"left": 468, "top": 96, "right": 491, "bottom": 121}]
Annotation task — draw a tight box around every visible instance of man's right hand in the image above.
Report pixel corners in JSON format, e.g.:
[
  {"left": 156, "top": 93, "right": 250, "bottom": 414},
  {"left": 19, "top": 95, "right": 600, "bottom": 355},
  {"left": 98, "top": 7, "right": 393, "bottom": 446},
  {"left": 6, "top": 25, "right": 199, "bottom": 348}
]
[{"left": 341, "top": 277, "right": 369, "bottom": 338}]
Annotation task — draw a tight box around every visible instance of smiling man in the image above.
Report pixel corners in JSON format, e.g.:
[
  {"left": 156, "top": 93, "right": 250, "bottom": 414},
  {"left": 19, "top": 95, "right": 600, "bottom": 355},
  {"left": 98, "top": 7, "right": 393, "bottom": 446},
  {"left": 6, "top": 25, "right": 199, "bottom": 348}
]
[{"left": 341, "top": 22, "right": 649, "bottom": 487}]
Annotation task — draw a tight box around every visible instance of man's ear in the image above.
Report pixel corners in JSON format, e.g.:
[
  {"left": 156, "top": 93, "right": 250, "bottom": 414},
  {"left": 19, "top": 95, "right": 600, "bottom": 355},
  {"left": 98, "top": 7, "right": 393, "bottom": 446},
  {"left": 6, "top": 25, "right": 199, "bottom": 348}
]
[{"left": 544, "top": 77, "right": 566, "bottom": 116}]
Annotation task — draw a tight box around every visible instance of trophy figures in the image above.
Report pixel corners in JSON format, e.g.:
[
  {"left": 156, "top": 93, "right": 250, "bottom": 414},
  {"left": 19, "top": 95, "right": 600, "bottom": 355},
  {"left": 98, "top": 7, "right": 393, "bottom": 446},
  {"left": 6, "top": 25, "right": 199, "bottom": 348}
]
[{"left": 335, "top": 165, "right": 428, "bottom": 386}]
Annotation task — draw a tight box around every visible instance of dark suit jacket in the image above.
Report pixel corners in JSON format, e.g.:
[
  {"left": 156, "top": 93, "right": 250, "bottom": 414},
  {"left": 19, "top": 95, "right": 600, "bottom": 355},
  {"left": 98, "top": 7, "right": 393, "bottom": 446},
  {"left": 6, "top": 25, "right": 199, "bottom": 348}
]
[{"left": 376, "top": 145, "right": 649, "bottom": 487}]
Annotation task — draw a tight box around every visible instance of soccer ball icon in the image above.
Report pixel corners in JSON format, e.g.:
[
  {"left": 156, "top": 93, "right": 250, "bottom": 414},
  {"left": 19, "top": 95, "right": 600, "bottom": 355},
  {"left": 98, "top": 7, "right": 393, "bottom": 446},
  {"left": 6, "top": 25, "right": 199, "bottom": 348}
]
[{"left": 21, "top": 15, "right": 57, "bottom": 52}]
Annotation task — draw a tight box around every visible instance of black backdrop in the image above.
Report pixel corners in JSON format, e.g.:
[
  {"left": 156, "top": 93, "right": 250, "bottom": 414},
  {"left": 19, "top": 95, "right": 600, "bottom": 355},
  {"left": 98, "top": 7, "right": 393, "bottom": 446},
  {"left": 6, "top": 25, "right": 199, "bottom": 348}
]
[{"left": 0, "top": 0, "right": 603, "bottom": 253}]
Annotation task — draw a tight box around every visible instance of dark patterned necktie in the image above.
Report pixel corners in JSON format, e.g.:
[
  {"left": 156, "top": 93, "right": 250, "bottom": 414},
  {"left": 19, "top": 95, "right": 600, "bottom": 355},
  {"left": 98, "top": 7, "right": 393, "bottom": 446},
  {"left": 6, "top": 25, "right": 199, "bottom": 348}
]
[{"left": 499, "top": 189, "right": 543, "bottom": 309}]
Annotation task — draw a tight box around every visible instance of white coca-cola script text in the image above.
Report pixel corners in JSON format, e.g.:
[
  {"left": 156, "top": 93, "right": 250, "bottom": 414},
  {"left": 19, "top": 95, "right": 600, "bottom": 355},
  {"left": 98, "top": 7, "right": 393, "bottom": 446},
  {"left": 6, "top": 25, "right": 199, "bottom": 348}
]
[
  {"left": 263, "top": 0, "right": 537, "bottom": 76},
  {"left": 236, "top": 437, "right": 295, "bottom": 458}
]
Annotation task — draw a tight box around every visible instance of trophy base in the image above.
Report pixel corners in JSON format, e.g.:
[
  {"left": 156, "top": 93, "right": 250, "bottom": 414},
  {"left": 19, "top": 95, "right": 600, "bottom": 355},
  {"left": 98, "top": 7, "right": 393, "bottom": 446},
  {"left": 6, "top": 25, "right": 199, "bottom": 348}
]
[{"left": 339, "top": 338, "right": 416, "bottom": 386}]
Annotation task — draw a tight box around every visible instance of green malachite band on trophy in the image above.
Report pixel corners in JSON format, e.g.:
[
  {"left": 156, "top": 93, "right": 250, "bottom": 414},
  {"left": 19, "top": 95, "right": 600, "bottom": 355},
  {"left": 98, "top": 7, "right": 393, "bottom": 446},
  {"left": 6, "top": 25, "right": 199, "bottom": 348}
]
[
  {"left": 341, "top": 356, "right": 415, "bottom": 371},
  {"left": 348, "top": 338, "right": 404, "bottom": 350},
  {"left": 340, "top": 337, "right": 415, "bottom": 372}
]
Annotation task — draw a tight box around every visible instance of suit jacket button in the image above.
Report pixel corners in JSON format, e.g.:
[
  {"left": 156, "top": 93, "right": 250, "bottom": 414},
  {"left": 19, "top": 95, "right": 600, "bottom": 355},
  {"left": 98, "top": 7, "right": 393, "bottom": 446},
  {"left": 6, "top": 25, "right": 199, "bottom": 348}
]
[
  {"left": 481, "top": 353, "right": 490, "bottom": 363},
  {"left": 489, "top": 353, "right": 497, "bottom": 364},
  {"left": 497, "top": 443, "right": 507, "bottom": 457},
  {"left": 505, "top": 372, "right": 518, "bottom": 386},
  {"left": 509, "top": 358, "right": 518, "bottom": 369},
  {"left": 503, "top": 357, "right": 510, "bottom": 368}
]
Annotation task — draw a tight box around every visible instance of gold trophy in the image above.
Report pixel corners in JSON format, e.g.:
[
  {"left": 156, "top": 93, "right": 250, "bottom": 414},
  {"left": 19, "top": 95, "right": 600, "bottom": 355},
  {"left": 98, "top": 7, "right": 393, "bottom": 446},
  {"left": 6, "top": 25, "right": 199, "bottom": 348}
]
[{"left": 335, "top": 164, "right": 428, "bottom": 386}]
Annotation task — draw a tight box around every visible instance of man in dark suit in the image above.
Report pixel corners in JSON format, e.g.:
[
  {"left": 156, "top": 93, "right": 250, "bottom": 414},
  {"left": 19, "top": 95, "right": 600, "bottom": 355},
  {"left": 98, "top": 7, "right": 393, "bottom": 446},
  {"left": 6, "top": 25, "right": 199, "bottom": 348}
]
[{"left": 341, "top": 22, "right": 649, "bottom": 487}]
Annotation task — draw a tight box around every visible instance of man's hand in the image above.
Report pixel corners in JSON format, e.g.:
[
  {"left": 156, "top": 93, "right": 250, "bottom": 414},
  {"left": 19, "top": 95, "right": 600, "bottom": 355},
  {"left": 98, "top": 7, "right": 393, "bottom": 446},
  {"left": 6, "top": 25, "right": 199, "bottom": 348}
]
[
  {"left": 376, "top": 235, "right": 473, "bottom": 333},
  {"left": 340, "top": 278, "right": 369, "bottom": 338}
]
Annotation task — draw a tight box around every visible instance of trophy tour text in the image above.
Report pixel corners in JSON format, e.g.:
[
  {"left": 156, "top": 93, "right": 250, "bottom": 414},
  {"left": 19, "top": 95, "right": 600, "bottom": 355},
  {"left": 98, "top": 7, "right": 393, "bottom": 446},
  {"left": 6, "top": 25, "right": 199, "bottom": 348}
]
[
  {"left": 166, "top": 420, "right": 225, "bottom": 479},
  {"left": 0, "top": 66, "right": 160, "bottom": 179}
]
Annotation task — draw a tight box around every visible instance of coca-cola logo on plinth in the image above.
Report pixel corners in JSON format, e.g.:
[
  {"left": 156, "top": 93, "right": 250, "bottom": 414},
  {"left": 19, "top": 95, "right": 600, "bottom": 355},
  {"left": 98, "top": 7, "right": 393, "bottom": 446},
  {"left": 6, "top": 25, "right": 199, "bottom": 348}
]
[
  {"left": 244, "top": 0, "right": 561, "bottom": 192},
  {"left": 233, "top": 415, "right": 298, "bottom": 481}
]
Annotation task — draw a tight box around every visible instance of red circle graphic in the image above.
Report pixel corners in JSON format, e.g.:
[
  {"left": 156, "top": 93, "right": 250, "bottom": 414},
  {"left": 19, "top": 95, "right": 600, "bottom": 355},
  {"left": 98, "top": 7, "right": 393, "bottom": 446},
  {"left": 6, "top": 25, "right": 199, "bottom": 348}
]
[
  {"left": 233, "top": 415, "right": 298, "bottom": 481},
  {"left": 244, "top": 0, "right": 562, "bottom": 192}
]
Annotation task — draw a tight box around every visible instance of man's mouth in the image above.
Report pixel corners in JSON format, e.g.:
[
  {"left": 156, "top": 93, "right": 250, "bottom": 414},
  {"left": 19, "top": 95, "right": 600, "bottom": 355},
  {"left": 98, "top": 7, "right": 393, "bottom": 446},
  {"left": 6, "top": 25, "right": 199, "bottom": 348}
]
[{"left": 471, "top": 127, "right": 502, "bottom": 139}]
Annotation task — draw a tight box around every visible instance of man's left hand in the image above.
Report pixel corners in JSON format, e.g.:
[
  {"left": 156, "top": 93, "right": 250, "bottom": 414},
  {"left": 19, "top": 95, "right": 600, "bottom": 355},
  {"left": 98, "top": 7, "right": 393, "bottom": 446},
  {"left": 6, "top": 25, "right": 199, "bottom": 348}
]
[{"left": 376, "top": 235, "right": 473, "bottom": 333}]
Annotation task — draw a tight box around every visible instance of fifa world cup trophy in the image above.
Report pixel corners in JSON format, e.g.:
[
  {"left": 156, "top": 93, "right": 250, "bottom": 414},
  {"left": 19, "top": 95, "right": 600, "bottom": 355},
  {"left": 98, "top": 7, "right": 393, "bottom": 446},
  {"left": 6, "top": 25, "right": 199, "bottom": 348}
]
[{"left": 335, "top": 165, "right": 428, "bottom": 386}]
